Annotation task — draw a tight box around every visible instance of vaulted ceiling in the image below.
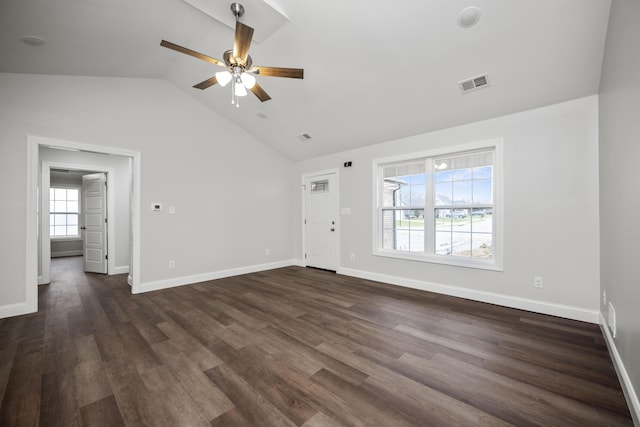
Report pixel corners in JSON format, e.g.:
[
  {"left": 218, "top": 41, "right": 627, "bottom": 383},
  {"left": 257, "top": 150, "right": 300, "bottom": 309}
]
[{"left": 0, "top": 0, "right": 611, "bottom": 161}]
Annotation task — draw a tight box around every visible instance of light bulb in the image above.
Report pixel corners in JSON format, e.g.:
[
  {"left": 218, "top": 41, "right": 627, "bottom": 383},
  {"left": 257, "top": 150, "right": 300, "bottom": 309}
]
[
  {"left": 215, "top": 71, "right": 232, "bottom": 87},
  {"left": 235, "top": 79, "right": 248, "bottom": 96},
  {"left": 241, "top": 73, "right": 256, "bottom": 89}
]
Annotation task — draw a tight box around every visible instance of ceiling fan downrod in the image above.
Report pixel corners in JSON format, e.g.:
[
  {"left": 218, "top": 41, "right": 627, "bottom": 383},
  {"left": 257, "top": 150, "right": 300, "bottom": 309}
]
[{"left": 230, "top": 3, "right": 245, "bottom": 21}]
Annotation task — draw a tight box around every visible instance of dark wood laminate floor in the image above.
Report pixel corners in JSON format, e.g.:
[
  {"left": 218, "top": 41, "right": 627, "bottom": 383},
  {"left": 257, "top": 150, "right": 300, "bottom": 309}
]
[{"left": 0, "top": 257, "right": 633, "bottom": 426}]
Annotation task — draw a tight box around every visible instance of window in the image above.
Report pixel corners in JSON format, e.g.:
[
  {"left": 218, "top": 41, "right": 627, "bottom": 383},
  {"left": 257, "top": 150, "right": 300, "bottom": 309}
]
[
  {"left": 375, "top": 141, "right": 502, "bottom": 270},
  {"left": 50, "top": 187, "right": 80, "bottom": 238}
]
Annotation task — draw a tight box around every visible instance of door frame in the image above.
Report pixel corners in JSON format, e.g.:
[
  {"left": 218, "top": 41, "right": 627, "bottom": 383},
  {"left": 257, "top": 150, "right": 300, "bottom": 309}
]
[
  {"left": 41, "top": 163, "right": 115, "bottom": 284},
  {"left": 26, "top": 135, "right": 142, "bottom": 316},
  {"left": 301, "top": 168, "right": 340, "bottom": 270}
]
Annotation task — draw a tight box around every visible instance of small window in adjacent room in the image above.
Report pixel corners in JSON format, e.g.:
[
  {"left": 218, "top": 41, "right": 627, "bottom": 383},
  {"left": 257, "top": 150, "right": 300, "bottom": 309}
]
[
  {"left": 374, "top": 140, "right": 502, "bottom": 270},
  {"left": 50, "top": 187, "right": 80, "bottom": 238}
]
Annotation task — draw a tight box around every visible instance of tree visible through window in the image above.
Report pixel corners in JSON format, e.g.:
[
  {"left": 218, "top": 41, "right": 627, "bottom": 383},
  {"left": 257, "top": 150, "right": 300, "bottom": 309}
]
[
  {"left": 50, "top": 187, "right": 79, "bottom": 237},
  {"left": 376, "top": 143, "right": 500, "bottom": 270}
]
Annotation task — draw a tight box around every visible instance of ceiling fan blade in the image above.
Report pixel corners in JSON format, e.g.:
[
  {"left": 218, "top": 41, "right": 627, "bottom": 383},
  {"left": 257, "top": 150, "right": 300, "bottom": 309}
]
[
  {"left": 251, "top": 66, "right": 304, "bottom": 79},
  {"left": 193, "top": 76, "right": 218, "bottom": 90},
  {"left": 249, "top": 82, "right": 272, "bottom": 102},
  {"left": 160, "top": 40, "right": 226, "bottom": 67},
  {"left": 233, "top": 22, "right": 254, "bottom": 65}
]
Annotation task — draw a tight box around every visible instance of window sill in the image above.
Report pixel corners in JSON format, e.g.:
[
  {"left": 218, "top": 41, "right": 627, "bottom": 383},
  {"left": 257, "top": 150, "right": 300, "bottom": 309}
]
[
  {"left": 51, "top": 236, "right": 81, "bottom": 242},
  {"left": 373, "top": 249, "right": 503, "bottom": 272}
]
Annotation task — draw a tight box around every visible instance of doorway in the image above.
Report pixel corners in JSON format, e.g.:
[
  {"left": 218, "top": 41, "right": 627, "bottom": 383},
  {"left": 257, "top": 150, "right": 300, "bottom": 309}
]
[
  {"left": 302, "top": 170, "right": 340, "bottom": 271},
  {"left": 26, "top": 136, "right": 141, "bottom": 315},
  {"left": 46, "top": 168, "right": 110, "bottom": 281}
]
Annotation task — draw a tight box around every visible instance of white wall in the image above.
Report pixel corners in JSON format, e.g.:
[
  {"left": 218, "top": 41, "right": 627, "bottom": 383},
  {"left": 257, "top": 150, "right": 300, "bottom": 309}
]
[
  {"left": 293, "top": 96, "right": 600, "bottom": 322},
  {"left": 598, "top": 0, "right": 640, "bottom": 421},
  {"left": 42, "top": 147, "right": 131, "bottom": 269},
  {"left": 0, "top": 73, "right": 293, "bottom": 314}
]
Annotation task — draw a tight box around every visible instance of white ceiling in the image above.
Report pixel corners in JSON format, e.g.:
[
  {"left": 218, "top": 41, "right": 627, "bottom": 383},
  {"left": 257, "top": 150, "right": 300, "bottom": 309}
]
[{"left": 0, "top": 0, "right": 611, "bottom": 161}]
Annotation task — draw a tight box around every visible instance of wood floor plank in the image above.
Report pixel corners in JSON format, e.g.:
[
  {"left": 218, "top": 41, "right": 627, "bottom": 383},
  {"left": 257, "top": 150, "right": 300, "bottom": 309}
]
[{"left": 0, "top": 257, "right": 633, "bottom": 426}]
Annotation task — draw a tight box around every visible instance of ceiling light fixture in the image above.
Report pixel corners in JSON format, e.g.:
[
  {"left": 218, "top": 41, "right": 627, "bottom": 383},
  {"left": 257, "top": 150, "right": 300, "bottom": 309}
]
[
  {"left": 20, "top": 35, "right": 46, "bottom": 46},
  {"left": 458, "top": 7, "right": 481, "bottom": 28}
]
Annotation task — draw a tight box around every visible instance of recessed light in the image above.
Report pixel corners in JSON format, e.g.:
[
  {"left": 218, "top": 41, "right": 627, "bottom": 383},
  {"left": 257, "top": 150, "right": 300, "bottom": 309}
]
[
  {"left": 457, "top": 7, "right": 481, "bottom": 28},
  {"left": 20, "top": 35, "right": 46, "bottom": 46}
]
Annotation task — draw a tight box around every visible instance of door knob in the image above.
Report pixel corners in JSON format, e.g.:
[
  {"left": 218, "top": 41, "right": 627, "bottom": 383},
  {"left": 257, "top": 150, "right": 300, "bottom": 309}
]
[
  {"left": 330, "top": 228, "right": 335, "bottom": 232},
  {"left": 80, "top": 226, "right": 86, "bottom": 230}
]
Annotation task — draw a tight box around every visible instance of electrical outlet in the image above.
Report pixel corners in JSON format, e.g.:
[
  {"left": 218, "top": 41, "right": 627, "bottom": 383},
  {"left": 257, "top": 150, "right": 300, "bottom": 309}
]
[
  {"left": 533, "top": 276, "right": 543, "bottom": 288},
  {"left": 265, "top": 248, "right": 271, "bottom": 256},
  {"left": 602, "top": 290, "right": 607, "bottom": 306},
  {"left": 350, "top": 253, "right": 356, "bottom": 261},
  {"left": 169, "top": 260, "right": 175, "bottom": 269}
]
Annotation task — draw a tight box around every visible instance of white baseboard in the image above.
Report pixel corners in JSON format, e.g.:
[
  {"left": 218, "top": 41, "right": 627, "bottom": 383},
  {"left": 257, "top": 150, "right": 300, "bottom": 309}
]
[
  {"left": 338, "top": 267, "right": 600, "bottom": 324},
  {"left": 112, "top": 265, "right": 129, "bottom": 275},
  {"left": 0, "top": 301, "right": 37, "bottom": 319},
  {"left": 135, "top": 259, "right": 296, "bottom": 294},
  {"left": 600, "top": 314, "right": 640, "bottom": 425},
  {"left": 51, "top": 250, "right": 83, "bottom": 258},
  {"left": 292, "top": 258, "right": 305, "bottom": 267}
]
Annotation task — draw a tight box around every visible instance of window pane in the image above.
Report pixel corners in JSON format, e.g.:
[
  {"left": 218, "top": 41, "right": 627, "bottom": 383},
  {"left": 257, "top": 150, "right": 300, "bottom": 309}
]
[
  {"left": 435, "top": 210, "right": 452, "bottom": 231},
  {"left": 311, "top": 180, "right": 328, "bottom": 192},
  {"left": 382, "top": 180, "right": 401, "bottom": 208},
  {"left": 54, "top": 225, "right": 67, "bottom": 236},
  {"left": 396, "top": 230, "right": 409, "bottom": 251},
  {"left": 435, "top": 169, "right": 453, "bottom": 182},
  {"left": 435, "top": 182, "right": 452, "bottom": 205},
  {"left": 67, "top": 214, "right": 78, "bottom": 226},
  {"left": 452, "top": 168, "right": 472, "bottom": 181},
  {"left": 453, "top": 181, "right": 472, "bottom": 205},
  {"left": 67, "top": 189, "right": 79, "bottom": 201},
  {"left": 473, "top": 166, "right": 493, "bottom": 179},
  {"left": 409, "top": 230, "right": 424, "bottom": 252},
  {"left": 67, "top": 201, "right": 79, "bottom": 213},
  {"left": 54, "top": 214, "right": 67, "bottom": 226},
  {"left": 50, "top": 188, "right": 55, "bottom": 199},
  {"left": 435, "top": 231, "right": 451, "bottom": 255},
  {"left": 67, "top": 225, "right": 79, "bottom": 236},
  {"left": 54, "top": 201, "right": 66, "bottom": 212},
  {"left": 383, "top": 229, "right": 394, "bottom": 250},
  {"left": 54, "top": 188, "right": 66, "bottom": 200},
  {"left": 409, "top": 184, "right": 425, "bottom": 206},
  {"left": 451, "top": 232, "right": 471, "bottom": 257},
  {"left": 473, "top": 179, "right": 493, "bottom": 204},
  {"left": 50, "top": 201, "right": 55, "bottom": 212},
  {"left": 472, "top": 233, "right": 493, "bottom": 258}
]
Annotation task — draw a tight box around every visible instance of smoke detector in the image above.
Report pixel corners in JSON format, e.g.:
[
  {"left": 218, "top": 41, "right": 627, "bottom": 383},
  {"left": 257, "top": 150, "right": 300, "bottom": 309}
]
[{"left": 458, "top": 73, "right": 490, "bottom": 93}]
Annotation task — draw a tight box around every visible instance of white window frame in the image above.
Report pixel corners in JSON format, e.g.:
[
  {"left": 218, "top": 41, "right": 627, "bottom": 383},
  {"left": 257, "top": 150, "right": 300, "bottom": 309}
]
[
  {"left": 49, "top": 185, "right": 81, "bottom": 240},
  {"left": 372, "top": 139, "right": 503, "bottom": 271}
]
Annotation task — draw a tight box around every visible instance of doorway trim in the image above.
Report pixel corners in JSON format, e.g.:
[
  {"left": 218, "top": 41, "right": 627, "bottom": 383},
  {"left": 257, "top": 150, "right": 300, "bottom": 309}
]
[
  {"left": 27, "top": 135, "right": 142, "bottom": 315},
  {"left": 41, "top": 162, "right": 116, "bottom": 284},
  {"left": 301, "top": 168, "right": 340, "bottom": 270}
]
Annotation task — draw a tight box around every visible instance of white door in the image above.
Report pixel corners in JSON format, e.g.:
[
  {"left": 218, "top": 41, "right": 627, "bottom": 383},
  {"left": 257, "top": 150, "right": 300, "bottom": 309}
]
[
  {"left": 82, "top": 173, "right": 108, "bottom": 274},
  {"left": 304, "top": 173, "right": 338, "bottom": 271}
]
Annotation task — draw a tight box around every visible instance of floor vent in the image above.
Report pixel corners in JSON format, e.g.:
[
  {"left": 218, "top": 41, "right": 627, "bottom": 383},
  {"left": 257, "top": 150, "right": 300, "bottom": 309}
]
[{"left": 459, "top": 73, "right": 489, "bottom": 93}]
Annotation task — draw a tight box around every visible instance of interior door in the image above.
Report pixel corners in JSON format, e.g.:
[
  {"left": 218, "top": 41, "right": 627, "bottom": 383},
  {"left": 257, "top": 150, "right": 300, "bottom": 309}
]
[
  {"left": 304, "top": 173, "right": 338, "bottom": 271},
  {"left": 82, "top": 173, "right": 108, "bottom": 274}
]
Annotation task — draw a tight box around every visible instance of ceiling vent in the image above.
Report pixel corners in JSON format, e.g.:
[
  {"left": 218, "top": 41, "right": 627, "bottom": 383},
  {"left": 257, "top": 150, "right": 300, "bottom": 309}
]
[
  {"left": 458, "top": 73, "right": 489, "bottom": 93},
  {"left": 297, "top": 133, "right": 313, "bottom": 142}
]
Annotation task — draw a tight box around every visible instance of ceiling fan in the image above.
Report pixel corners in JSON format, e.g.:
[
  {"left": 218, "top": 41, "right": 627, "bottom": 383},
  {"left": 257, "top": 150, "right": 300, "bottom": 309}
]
[{"left": 160, "top": 2, "right": 303, "bottom": 107}]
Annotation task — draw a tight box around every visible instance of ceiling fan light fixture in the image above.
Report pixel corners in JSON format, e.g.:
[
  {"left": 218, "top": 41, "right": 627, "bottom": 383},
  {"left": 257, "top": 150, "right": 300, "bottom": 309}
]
[
  {"left": 215, "top": 70, "right": 232, "bottom": 87},
  {"left": 241, "top": 72, "right": 256, "bottom": 89},
  {"left": 235, "top": 79, "right": 248, "bottom": 96}
]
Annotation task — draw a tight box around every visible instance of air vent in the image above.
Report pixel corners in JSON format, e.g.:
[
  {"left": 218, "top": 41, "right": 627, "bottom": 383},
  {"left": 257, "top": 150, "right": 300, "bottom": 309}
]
[
  {"left": 458, "top": 73, "right": 489, "bottom": 93},
  {"left": 297, "top": 133, "right": 313, "bottom": 142}
]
